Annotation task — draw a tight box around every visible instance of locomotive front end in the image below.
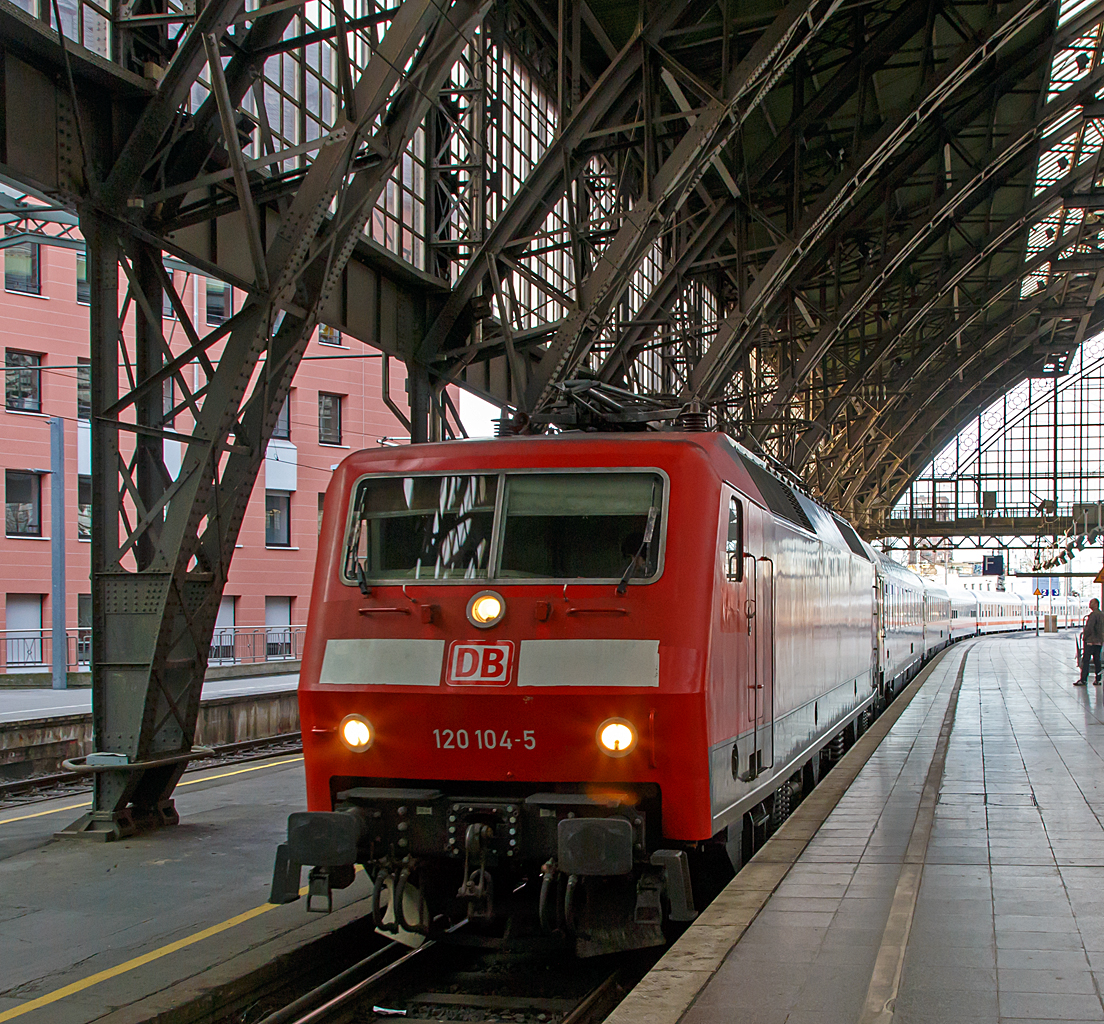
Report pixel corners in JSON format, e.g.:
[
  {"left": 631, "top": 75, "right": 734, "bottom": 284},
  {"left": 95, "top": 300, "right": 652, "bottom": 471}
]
[{"left": 270, "top": 440, "right": 713, "bottom": 955}]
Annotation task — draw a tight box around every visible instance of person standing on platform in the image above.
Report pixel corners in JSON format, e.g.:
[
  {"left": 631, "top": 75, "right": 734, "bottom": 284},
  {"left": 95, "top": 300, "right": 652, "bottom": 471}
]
[{"left": 1079, "top": 598, "right": 1104, "bottom": 685}]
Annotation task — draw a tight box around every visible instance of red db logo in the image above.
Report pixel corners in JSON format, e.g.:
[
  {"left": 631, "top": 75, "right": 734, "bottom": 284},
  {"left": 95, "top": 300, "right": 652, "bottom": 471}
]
[{"left": 445, "top": 641, "right": 515, "bottom": 686}]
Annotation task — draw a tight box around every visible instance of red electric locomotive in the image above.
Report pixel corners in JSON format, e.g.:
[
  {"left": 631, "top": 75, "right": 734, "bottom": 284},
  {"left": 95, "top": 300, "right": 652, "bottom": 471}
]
[{"left": 270, "top": 432, "right": 879, "bottom": 954}]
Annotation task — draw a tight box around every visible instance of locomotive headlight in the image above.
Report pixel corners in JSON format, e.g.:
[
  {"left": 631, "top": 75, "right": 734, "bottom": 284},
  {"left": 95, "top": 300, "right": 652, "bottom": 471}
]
[
  {"left": 467, "top": 590, "right": 505, "bottom": 628},
  {"left": 339, "top": 714, "right": 374, "bottom": 751},
  {"left": 597, "top": 718, "right": 637, "bottom": 757}
]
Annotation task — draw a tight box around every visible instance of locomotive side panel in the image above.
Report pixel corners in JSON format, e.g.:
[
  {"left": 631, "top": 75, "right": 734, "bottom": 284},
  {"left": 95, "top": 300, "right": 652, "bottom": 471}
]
[{"left": 706, "top": 494, "right": 876, "bottom": 832}]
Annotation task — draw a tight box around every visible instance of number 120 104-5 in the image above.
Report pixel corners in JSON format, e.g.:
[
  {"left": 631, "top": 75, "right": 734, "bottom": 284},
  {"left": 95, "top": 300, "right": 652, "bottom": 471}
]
[{"left": 433, "top": 729, "right": 535, "bottom": 750}]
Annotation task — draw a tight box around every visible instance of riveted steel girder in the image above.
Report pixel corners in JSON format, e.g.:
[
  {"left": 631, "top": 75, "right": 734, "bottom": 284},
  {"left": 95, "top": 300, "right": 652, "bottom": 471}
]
[{"left": 36, "top": 0, "right": 488, "bottom": 839}]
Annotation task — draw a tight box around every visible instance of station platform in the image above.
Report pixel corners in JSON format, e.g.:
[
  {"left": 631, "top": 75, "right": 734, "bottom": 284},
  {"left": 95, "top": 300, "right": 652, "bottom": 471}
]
[
  {"left": 0, "top": 672, "right": 299, "bottom": 725},
  {"left": 610, "top": 630, "right": 1104, "bottom": 1024},
  {"left": 0, "top": 750, "right": 374, "bottom": 1024},
  {"left": 2, "top": 632, "right": 1099, "bottom": 1024}
]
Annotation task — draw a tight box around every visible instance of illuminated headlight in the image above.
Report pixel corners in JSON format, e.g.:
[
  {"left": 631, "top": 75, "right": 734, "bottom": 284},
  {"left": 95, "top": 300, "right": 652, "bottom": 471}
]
[
  {"left": 339, "top": 714, "right": 374, "bottom": 751},
  {"left": 467, "top": 590, "right": 505, "bottom": 628},
  {"left": 597, "top": 718, "right": 637, "bottom": 757}
]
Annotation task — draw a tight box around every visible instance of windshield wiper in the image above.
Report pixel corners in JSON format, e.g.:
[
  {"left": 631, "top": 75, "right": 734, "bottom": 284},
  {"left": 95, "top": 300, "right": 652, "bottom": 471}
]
[{"left": 617, "top": 506, "right": 658, "bottom": 596}]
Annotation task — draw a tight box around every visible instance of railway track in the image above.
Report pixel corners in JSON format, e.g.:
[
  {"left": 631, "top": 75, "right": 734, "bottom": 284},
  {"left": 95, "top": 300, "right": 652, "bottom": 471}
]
[
  {"left": 0, "top": 732, "right": 304, "bottom": 808},
  {"left": 221, "top": 930, "right": 645, "bottom": 1024}
]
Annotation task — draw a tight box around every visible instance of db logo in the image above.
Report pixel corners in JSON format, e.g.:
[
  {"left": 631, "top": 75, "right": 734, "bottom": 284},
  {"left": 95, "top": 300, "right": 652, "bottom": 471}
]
[{"left": 445, "top": 641, "right": 515, "bottom": 686}]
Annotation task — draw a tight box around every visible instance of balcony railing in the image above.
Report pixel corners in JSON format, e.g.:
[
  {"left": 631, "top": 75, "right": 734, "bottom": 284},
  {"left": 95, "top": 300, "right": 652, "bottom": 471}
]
[
  {"left": 0, "top": 625, "right": 306, "bottom": 673},
  {"left": 209, "top": 625, "right": 307, "bottom": 666}
]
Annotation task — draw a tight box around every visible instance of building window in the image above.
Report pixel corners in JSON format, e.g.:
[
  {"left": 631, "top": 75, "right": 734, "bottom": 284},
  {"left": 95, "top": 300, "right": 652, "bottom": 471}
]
[
  {"left": 272, "top": 396, "right": 291, "bottom": 440},
  {"left": 163, "top": 271, "right": 177, "bottom": 320},
  {"left": 265, "top": 491, "right": 291, "bottom": 546},
  {"left": 6, "top": 594, "right": 43, "bottom": 666},
  {"left": 76, "top": 250, "right": 90, "bottom": 305},
  {"left": 5, "top": 232, "right": 40, "bottom": 294},
  {"left": 77, "top": 359, "right": 90, "bottom": 419},
  {"left": 77, "top": 593, "right": 91, "bottom": 665},
  {"left": 162, "top": 377, "right": 175, "bottom": 427},
  {"left": 6, "top": 470, "right": 41, "bottom": 536},
  {"left": 318, "top": 324, "right": 342, "bottom": 346},
  {"left": 78, "top": 475, "right": 91, "bottom": 540},
  {"left": 6, "top": 351, "right": 41, "bottom": 412},
  {"left": 318, "top": 492, "right": 325, "bottom": 534},
  {"left": 265, "top": 595, "right": 293, "bottom": 659},
  {"left": 319, "top": 393, "right": 342, "bottom": 445},
  {"left": 206, "top": 279, "right": 233, "bottom": 325}
]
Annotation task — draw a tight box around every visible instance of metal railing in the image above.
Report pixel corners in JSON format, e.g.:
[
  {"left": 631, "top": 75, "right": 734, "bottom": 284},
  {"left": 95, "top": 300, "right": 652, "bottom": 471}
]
[
  {"left": 0, "top": 625, "right": 306, "bottom": 673},
  {"left": 889, "top": 501, "right": 1104, "bottom": 523},
  {"left": 208, "top": 625, "right": 307, "bottom": 666}
]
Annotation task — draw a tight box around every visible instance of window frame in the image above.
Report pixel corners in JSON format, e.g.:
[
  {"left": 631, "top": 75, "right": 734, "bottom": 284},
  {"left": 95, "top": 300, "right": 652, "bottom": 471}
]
[
  {"left": 5, "top": 350, "right": 42, "bottom": 412},
  {"left": 340, "top": 466, "right": 670, "bottom": 587},
  {"left": 318, "top": 392, "right": 343, "bottom": 445},
  {"left": 318, "top": 324, "right": 343, "bottom": 346},
  {"left": 272, "top": 396, "right": 291, "bottom": 440},
  {"left": 6, "top": 470, "right": 42, "bottom": 536},
  {"left": 5, "top": 233, "right": 40, "bottom": 295},
  {"left": 77, "top": 359, "right": 91, "bottom": 420},
  {"left": 76, "top": 250, "right": 90, "bottom": 305},
  {"left": 265, "top": 490, "right": 292, "bottom": 547},
  {"left": 77, "top": 474, "right": 91, "bottom": 540},
  {"left": 205, "top": 279, "right": 233, "bottom": 325}
]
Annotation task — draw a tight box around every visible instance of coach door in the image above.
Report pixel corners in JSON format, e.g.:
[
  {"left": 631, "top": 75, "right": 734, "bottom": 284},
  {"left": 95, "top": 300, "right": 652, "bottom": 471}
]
[{"left": 731, "top": 497, "right": 774, "bottom": 780}]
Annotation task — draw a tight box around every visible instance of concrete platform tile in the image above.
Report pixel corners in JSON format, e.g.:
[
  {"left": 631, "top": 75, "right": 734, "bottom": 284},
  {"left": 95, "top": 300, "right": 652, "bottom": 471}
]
[
  {"left": 893, "top": 984, "right": 998, "bottom": 1019},
  {"left": 682, "top": 958, "right": 803, "bottom": 1013},
  {"left": 997, "top": 991, "right": 1104, "bottom": 1020},
  {"left": 774, "top": 882, "right": 851, "bottom": 899},
  {"left": 995, "top": 929, "right": 1087, "bottom": 951},
  {"left": 735, "top": 862, "right": 792, "bottom": 890},
  {"left": 788, "top": 962, "right": 878, "bottom": 1019},
  {"left": 761, "top": 896, "right": 843, "bottom": 914},
  {"left": 703, "top": 887, "right": 774, "bottom": 915},
  {"left": 753, "top": 839, "right": 812, "bottom": 862},
  {"left": 603, "top": 969, "right": 715, "bottom": 1024},
  {"left": 658, "top": 925, "right": 744, "bottom": 973},
  {"left": 692, "top": 902, "right": 759, "bottom": 932},
  {"left": 997, "top": 968, "right": 1097, "bottom": 994},
  {"left": 996, "top": 949, "right": 1091, "bottom": 971},
  {"left": 994, "top": 915, "right": 1080, "bottom": 934}
]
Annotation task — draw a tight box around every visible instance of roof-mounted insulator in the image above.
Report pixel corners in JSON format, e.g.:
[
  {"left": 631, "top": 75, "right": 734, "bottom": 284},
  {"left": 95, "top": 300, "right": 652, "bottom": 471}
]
[{"left": 677, "top": 402, "right": 708, "bottom": 431}]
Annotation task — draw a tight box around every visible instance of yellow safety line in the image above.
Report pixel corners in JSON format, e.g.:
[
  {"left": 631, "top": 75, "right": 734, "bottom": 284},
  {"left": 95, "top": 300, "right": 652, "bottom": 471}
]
[
  {"left": 0, "top": 861, "right": 362, "bottom": 1023},
  {"left": 179, "top": 756, "right": 304, "bottom": 785},
  {"left": 0, "top": 801, "right": 91, "bottom": 826},
  {"left": 0, "top": 900, "right": 282, "bottom": 1022},
  {"left": 0, "top": 756, "right": 303, "bottom": 826}
]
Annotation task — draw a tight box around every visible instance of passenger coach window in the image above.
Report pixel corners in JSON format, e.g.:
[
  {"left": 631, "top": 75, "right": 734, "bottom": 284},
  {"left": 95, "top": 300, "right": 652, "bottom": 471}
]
[
  {"left": 345, "top": 474, "right": 497, "bottom": 580},
  {"left": 498, "top": 472, "right": 662, "bottom": 581}
]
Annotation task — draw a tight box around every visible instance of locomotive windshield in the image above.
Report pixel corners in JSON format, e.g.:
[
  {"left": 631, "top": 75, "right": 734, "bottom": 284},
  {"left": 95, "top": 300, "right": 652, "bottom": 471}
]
[
  {"left": 498, "top": 473, "right": 661, "bottom": 579},
  {"left": 343, "top": 470, "right": 664, "bottom": 584},
  {"left": 345, "top": 474, "right": 497, "bottom": 580}
]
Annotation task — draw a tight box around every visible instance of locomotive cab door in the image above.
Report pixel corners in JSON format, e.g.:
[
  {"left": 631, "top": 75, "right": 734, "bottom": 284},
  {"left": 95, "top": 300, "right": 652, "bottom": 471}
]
[{"left": 728, "top": 495, "right": 774, "bottom": 781}]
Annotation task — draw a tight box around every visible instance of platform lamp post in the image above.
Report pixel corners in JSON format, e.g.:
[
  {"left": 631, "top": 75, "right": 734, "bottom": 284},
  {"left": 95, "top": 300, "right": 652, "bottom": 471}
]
[{"left": 50, "top": 415, "right": 66, "bottom": 690}]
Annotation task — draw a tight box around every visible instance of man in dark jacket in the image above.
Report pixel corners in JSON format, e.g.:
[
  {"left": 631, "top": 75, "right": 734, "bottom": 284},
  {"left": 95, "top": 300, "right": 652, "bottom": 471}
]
[{"left": 1080, "top": 598, "right": 1104, "bottom": 685}]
